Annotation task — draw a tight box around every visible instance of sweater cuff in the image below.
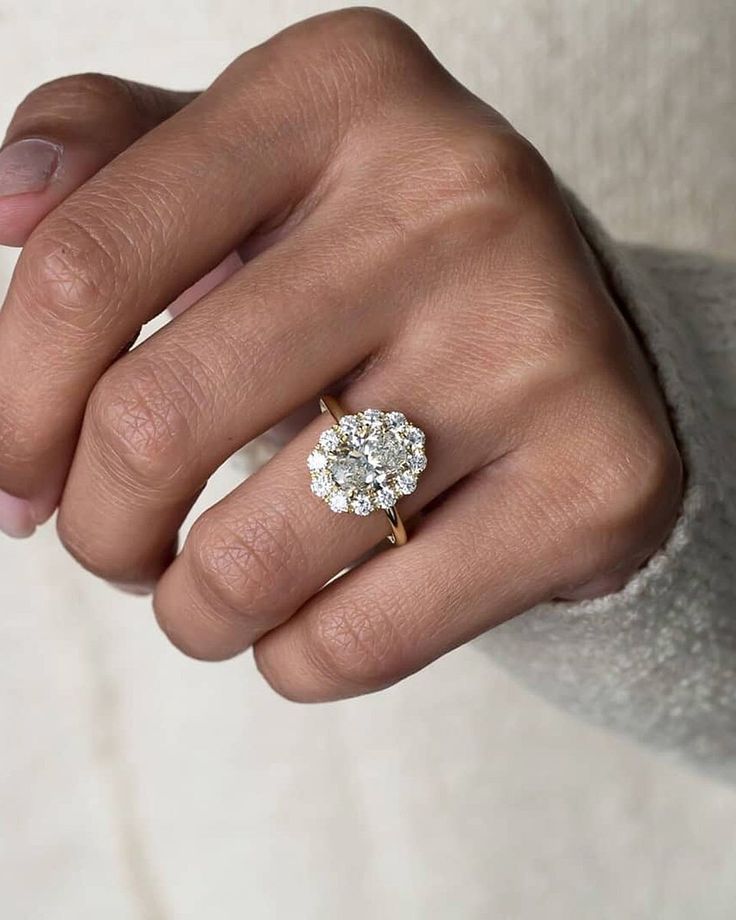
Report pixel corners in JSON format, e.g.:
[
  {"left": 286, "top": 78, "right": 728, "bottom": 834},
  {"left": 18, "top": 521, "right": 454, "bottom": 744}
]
[
  {"left": 478, "top": 191, "right": 736, "bottom": 776},
  {"left": 559, "top": 189, "right": 726, "bottom": 618}
]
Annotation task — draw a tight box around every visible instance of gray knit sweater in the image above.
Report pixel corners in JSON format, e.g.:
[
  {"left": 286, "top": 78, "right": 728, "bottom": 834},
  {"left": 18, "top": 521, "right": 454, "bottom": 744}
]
[{"left": 478, "top": 194, "right": 736, "bottom": 782}]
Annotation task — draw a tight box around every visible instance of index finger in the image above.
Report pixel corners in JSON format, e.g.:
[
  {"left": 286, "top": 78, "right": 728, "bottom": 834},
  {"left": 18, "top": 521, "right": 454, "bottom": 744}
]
[{"left": 0, "top": 14, "right": 354, "bottom": 511}]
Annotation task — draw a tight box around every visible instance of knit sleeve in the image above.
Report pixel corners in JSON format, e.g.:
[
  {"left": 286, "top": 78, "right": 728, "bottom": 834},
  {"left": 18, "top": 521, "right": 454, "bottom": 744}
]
[{"left": 476, "top": 193, "right": 736, "bottom": 782}]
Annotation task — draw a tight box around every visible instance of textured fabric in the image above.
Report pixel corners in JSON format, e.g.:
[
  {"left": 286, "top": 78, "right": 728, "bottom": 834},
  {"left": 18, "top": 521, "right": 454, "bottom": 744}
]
[
  {"left": 479, "top": 198, "right": 736, "bottom": 780},
  {"left": 1, "top": 2, "right": 735, "bottom": 919}
]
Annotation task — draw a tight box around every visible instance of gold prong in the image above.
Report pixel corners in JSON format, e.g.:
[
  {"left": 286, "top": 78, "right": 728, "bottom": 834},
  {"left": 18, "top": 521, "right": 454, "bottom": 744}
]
[{"left": 320, "top": 394, "right": 344, "bottom": 423}]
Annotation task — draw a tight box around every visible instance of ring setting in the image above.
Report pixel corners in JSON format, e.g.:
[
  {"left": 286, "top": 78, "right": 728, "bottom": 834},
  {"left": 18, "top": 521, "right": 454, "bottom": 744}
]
[{"left": 308, "top": 397, "right": 427, "bottom": 545}]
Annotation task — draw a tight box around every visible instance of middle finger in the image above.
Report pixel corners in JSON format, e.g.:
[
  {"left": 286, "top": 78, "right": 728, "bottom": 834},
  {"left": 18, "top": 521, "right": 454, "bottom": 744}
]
[
  {"left": 57, "top": 208, "right": 392, "bottom": 585},
  {"left": 151, "top": 331, "right": 511, "bottom": 661},
  {"left": 0, "top": 30, "right": 337, "bottom": 503}
]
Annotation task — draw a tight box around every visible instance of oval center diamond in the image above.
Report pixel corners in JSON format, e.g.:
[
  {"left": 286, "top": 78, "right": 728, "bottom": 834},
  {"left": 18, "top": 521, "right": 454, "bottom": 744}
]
[
  {"left": 308, "top": 408, "right": 427, "bottom": 516},
  {"left": 329, "top": 432, "right": 407, "bottom": 489}
]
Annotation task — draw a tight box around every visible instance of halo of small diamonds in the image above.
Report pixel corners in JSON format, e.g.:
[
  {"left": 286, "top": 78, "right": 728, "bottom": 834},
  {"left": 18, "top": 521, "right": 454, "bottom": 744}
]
[{"left": 308, "top": 409, "right": 427, "bottom": 515}]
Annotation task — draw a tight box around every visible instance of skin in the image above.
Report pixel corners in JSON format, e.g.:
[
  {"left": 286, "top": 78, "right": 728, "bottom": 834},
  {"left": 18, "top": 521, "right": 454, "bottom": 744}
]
[{"left": 0, "top": 9, "right": 682, "bottom": 701}]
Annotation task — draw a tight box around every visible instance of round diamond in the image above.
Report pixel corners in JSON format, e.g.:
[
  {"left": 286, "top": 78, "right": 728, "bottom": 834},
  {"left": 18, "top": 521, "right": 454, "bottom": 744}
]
[
  {"left": 386, "top": 411, "right": 406, "bottom": 428},
  {"left": 410, "top": 451, "right": 427, "bottom": 473},
  {"left": 307, "top": 450, "right": 327, "bottom": 472},
  {"left": 404, "top": 425, "right": 424, "bottom": 446},
  {"left": 362, "top": 408, "right": 382, "bottom": 422},
  {"left": 351, "top": 494, "right": 374, "bottom": 516},
  {"left": 339, "top": 414, "right": 361, "bottom": 434},
  {"left": 328, "top": 492, "right": 349, "bottom": 513},
  {"left": 319, "top": 428, "right": 340, "bottom": 451},
  {"left": 396, "top": 471, "right": 418, "bottom": 496},
  {"left": 310, "top": 471, "right": 332, "bottom": 498}
]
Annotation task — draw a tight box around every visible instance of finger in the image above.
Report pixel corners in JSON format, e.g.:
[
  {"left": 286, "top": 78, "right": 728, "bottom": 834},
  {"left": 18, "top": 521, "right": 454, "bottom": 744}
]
[
  {"left": 251, "top": 456, "right": 576, "bottom": 703},
  {"left": 0, "top": 74, "right": 196, "bottom": 537},
  {"left": 55, "top": 221, "right": 380, "bottom": 585},
  {"left": 56, "top": 191, "right": 515, "bottom": 588},
  {"left": 57, "top": 131, "right": 586, "bottom": 590},
  {"left": 0, "top": 23, "right": 343, "bottom": 514},
  {"left": 0, "top": 74, "right": 196, "bottom": 246},
  {"left": 253, "top": 382, "right": 679, "bottom": 702},
  {"left": 150, "top": 320, "right": 519, "bottom": 659}
]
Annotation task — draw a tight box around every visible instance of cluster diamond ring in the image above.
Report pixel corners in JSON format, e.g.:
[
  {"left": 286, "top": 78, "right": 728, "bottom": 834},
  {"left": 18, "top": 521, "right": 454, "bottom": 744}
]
[{"left": 307, "top": 395, "right": 428, "bottom": 546}]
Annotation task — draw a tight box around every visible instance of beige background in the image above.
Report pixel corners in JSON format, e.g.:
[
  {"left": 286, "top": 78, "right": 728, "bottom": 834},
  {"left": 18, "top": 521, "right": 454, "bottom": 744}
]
[{"left": 1, "top": 2, "right": 735, "bottom": 918}]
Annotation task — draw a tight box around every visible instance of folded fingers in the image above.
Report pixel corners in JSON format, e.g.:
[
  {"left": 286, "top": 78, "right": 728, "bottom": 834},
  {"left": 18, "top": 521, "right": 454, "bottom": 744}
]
[
  {"left": 0, "top": 26, "right": 348, "bottom": 508},
  {"left": 0, "top": 74, "right": 198, "bottom": 534},
  {"left": 55, "top": 189, "right": 524, "bottom": 592},
  {"left": 151, "top": 354, "right": 503, "bottom": 661},
  {"left": 253, "top": 460, "right": 552, "bottom": 702},
  {"left": 252, "top": 420, "right": 664, "bottom": 703}
]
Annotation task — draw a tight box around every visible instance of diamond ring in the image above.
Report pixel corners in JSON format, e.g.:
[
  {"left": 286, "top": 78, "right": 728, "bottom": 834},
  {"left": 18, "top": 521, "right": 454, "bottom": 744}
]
[{"left": 307, "top": 395, "right": 427, "bottom": 546}]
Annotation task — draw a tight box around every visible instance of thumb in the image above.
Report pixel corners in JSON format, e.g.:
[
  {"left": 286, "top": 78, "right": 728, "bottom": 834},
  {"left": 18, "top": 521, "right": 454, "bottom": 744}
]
[{"left": 0, "top": 73, "right": 197, "bottom": 246}]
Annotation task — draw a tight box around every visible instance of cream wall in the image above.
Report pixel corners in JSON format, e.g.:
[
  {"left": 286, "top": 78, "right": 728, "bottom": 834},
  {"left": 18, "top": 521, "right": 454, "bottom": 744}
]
[{"left": 1, "top": 2, "right": 735, "bottom": 919}]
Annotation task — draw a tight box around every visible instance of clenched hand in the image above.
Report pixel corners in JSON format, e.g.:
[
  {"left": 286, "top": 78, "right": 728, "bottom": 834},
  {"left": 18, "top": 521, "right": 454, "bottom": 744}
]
[{"left": 0, "top": 10, "right": 682, "bottom": 700}]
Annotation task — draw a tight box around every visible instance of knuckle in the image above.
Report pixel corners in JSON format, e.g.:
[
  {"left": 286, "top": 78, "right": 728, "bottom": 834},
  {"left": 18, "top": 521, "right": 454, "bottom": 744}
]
[
  {"left": 262, "top": 8, "right": 426, "bottom": 100},
  {"left": 491, "top": 309, "right": 630, "bottom": 422},
  {"left": 475, "top": 130, "right": 555, "bottom": 210},
  {"left": 303, "top": 597, "right": 406, "bottom": 693},
  {"left": 186, "top": 504, "right": 305, "bottom": 625},
  {"left": 85, "top": 364, "right": 191, "bottom": 494},
  {"left": 320, "top": 7, "right": 420, "bottom": 52},
  {"left": 292, "top": 7, "right": 419, "bottom": 57},
  {"left": 20, "top": 218, "right": 119, "bottom": 337},
  {"left": 578, "top": 423, "right": 683, "bottom": 555},
  {"left": 387, "top": 128, "right": 556, "bottom": 237}
]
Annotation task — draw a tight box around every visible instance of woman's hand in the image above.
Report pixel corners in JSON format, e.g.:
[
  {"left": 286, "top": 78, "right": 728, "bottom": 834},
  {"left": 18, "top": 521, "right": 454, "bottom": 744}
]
[{"left": 0, "top": 9, "right": 681, "bottom": 700}]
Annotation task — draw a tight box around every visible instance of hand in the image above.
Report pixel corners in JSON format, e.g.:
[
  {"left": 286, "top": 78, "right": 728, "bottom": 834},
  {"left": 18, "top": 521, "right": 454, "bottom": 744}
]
[{"left": 0, "top": 9, "right": 682, "bottom": 700}]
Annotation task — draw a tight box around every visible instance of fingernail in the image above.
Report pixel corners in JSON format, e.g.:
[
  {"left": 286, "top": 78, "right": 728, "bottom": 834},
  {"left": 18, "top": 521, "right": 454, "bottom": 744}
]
[
  {"left": 0, "top": 138, "right": 62, "bottom": 197},
  {"left": 0, "top": 490, "right": 36, "bottom": 539}
]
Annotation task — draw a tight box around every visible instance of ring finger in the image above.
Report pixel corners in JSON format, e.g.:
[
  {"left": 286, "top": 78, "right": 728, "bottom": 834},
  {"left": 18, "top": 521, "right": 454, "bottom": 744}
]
[
  {"left": 150, "top": 320, "right": 518, "bottom": 661},
  {"left": 0, "top": 33, "right": 336, "bottom": 506},
  {"left": 254, "top": 450, "right": 566, "bottom": 703}
]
